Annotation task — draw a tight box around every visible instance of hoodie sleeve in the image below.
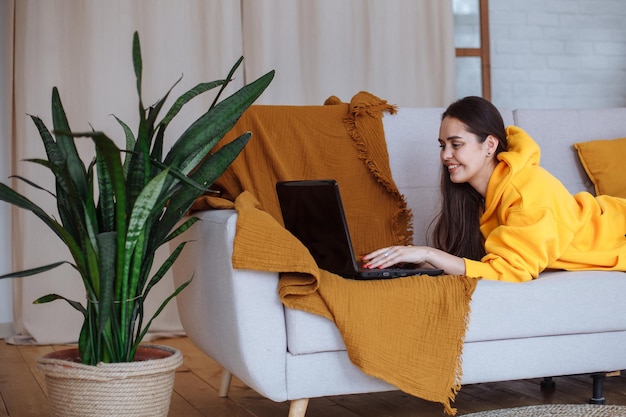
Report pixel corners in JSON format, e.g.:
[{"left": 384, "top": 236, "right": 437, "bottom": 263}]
[{"left": 464, "top": 206, "right": 575, "bottom": 282}]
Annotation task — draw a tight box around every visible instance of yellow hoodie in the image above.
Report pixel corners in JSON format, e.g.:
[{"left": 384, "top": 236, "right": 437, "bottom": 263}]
[{"left": 464, "top": 126, "right": 626, "bottom": 282}]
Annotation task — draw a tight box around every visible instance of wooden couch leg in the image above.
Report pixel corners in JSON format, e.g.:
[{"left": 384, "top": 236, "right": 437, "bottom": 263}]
[
  {"left": 218, "top": 369, "right": 233, "bottom": 397},
  {"left": 288, "top": 398, "right": 310, "bottom": 417}
]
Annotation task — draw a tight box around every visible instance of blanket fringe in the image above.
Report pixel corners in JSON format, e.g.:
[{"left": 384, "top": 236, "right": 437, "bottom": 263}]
[
  {"left": 444, "top": 277, "right": 480, "bottom": 416},
  {"left": 339, "top": 92, "right": 413, "bottom": 245}
]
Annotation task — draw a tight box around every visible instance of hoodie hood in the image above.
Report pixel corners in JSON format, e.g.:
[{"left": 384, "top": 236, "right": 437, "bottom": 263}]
[
  {"left": 501, "top": 126, "right": 541, "bottom": 169},
  {"left": 483, "top": 126, "right": 542, "bottom": 219}
]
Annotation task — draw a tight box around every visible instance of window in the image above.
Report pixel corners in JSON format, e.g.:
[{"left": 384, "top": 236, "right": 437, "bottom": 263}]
[{"left": 453, "top": 0, "right": 491, "bottom": 100}]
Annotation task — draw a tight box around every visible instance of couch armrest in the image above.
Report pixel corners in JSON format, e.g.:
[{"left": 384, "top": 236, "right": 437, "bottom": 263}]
[{"left": 170, "top": 209, "right": 289, "bottom": 401}]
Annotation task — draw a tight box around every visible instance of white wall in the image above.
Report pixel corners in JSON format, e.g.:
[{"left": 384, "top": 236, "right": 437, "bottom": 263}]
[
  {"left": 490, "top": 0, "right": 626, "bottom": 109},
  {"left": 0, "top": 0, "right": 14, "bottom": 337}
]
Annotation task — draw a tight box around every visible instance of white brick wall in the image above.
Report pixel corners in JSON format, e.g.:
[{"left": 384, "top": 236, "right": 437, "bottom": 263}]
[{"left": 489, "top": 0, "right": 626, "bottom": 109}]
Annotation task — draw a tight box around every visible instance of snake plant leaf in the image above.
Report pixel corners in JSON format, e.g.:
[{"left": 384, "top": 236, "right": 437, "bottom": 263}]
[
  {"left": 192, "top": 132, "right": 251, "bottom": 188},
  {"left": 28, "top": 116, "right": 73, "bottom": 199},
  {"left": 129, "top": 77, "right": 180, "bottom": 202},
  {"left": 78, "top": 315, "right": 94, "bottom": 364},
  {"left": 77, "top": 242, "right": 99, "bottom": 322},
  {"left": 95, "top": 231, "right": 117, "bottom": 333},
  {"left": 159, "top": 79, "right": 226, "bottom": 128},
  {"left": 145, "top": 156, "right": 208, "bottom": 192},
  {"left": 133, "top": 276, "right": 192, "bottom": 355},
  {"left": 151, "top": 78, "right": 225, "bottom": 167},
  {"left": 22, "top": 157, "right": 87, "bottom": 242},
  {"left": 142, "top": 240, "right": 187, "bottom": 302},
  {"left": 51, "top": 87, "right": 88, "bottom": 199},
  {"left": 163, "top": 69, "right": 275, "bottom": 174},
  {"left": 162, "top": 216, "right": 199, "bottom": 244},
  {"left": 95, "top": 151, "right": 116, "bottom": 233},
  {"left": 112, "top": 115, "right": 136, "bottom": 175},
  {"left": 125, "top": 168, "right": 170, "bottom": 259},
  {"left": 0, "top": 176, "right": 88, "bottom": 276},
  {"left": 151, "top": 123, "right": 166, "bottom": 172},
  {"left": 80, "top": 158, "right": 99, "bottom": 246},
  {"left": 96, "top": 153, "right": 117, "bottom": 233},
  {"left": 0, "top": 183, "right": 83, "bottom": 261},
  {"left": 126, "top": 149, "right": 148, "bottom": 208},
  {"left": 209, "top": 56, "right": 243, "bottom": 110},
  {"left": 154, "top": 132, "right": 251, "bottom": 245},
  {"left": 9, "top": 175, "right": 56, "bottom": 198},
  {"left": 85, "top": 132, "right": 128, "bottom": 282},
  {"left": 0, "top": 261, "right": 68, "bottom": 279},
  {"left": 130, "top": 71, "right": 174, "bottom": 202},
  {"left": 22, "top": 157, "right": 74, "bottom": 199},
  {"left": 33, "top": 293, "right": 87, "bottom": 315},
  {"left": 131, "top": 32, "right": 151, "bottom": 181},
  {"left": 29, "top": 115, "right": 64, "bottom": 168},
  {"left": 132, "top": 31, "right": 143, "bottom": 108},
  {"left": 144, "top": 73, "right": 182, "bottom": 138},
  {"left": 119, "top": 167, "right": 170, "bottom": 338}
]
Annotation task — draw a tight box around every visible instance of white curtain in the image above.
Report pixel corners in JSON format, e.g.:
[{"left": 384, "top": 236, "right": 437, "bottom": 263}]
[
  {"left": 8, "top": 0, "right": 455, "bottom": 344},
  {"left": 243, "top": 0, "right": 456, "bottom": 106}
]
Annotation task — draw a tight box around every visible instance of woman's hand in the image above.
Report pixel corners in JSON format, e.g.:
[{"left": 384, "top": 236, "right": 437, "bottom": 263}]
[
  {"left": 362, "top": 245, "right": 428, "bottom": 270},
  {"left": 362, "top": 245, "right": 467, "bottom": 275}
]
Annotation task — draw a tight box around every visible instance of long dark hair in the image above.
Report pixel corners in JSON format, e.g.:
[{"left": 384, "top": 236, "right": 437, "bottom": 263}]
[{"left": 431, "top": 96, "right": 508, "bottom": 260}]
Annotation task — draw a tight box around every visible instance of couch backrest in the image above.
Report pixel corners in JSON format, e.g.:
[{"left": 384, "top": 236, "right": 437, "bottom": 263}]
[
  {"left": 383, "top": 107, "right": 626, "bottom": 246},
  {"left": 513, "top": 108, "right": 626, "bottom": 195},
  {"left": 382, "top": 108, "right": 443, "bottom": 246}
]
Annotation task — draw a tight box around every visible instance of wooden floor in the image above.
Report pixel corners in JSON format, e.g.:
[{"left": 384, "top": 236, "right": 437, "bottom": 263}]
[{"left": 2, "top": 336, "right": 626, "bottom": 417}]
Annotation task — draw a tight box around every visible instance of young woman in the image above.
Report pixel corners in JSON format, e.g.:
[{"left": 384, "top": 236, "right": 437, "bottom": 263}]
[{"left": 363, "top": 96, "right": 626, "bottom": 282}]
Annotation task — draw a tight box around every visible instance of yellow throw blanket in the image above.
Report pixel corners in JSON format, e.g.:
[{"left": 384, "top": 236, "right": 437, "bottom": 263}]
[
  {"left": 192, "top": 92, "right": 478, "bottom": 415},
  {"left": 205, "top": 192, "right": 477, "bottom": 416},
  {"left": 192, "top": 92, "right": 412, "bottom": 256}
]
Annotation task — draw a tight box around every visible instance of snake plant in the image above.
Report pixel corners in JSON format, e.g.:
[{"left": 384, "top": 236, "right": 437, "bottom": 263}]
[{"left": 0, "top": 32, "right": 274, "bottom": 365}]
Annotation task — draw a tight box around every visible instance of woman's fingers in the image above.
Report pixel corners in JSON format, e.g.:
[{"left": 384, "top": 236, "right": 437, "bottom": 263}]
[{"left": 363, "top": 246, "right": 401, "bottom": 269}]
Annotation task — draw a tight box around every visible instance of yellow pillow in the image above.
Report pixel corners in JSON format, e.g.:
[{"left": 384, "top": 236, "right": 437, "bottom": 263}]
[{"left": 574, "top": 137, "right": 626, "bottom": 198}]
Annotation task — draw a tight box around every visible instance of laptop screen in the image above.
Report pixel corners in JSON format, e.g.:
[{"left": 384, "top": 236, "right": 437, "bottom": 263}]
[{"left": 276, "top": 179, "right": 360, "bottom": 277}]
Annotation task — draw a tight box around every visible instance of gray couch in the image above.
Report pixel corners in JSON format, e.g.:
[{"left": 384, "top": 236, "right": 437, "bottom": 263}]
[{"left": 170, "top": 106, "right": 626, "bottom": 417}]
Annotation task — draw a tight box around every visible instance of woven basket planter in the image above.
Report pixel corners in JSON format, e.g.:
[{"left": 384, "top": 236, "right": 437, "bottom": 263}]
[{"left": 37, "top": 344, "right": 183, "bottom": 417}]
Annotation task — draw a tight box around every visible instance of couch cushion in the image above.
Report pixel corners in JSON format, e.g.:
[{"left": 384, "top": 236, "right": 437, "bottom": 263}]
[
  {"left": 285, "top": 307, "right": 346, "bottom": 355},
  {"left": 285, "top": 270, "right": 626, "bottom": 355},
  {"left": 465, "top": 270, "right": 626, "bottom": 342},
  {"left": 574, "top": 137, "right": 626, "bottom": 198}
]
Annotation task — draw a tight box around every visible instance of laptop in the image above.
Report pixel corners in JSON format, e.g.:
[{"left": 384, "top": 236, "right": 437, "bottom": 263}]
[{"left": 275, "top": 179, "right": 443, "bottom": 279}]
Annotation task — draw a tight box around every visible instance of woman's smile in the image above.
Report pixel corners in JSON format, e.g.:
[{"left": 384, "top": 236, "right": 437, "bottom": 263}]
[{"left": 447, "top": 163, "right": 460, "bottom": 173}]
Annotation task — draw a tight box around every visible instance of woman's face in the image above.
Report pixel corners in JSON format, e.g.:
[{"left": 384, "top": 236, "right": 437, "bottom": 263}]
[{"left": 438, "top": 116, "right": 498, "bottom": 196}]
